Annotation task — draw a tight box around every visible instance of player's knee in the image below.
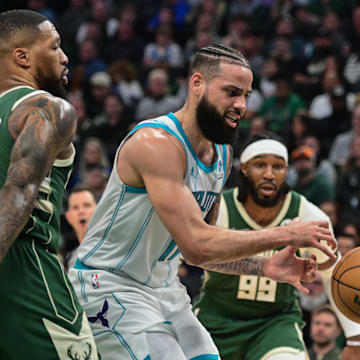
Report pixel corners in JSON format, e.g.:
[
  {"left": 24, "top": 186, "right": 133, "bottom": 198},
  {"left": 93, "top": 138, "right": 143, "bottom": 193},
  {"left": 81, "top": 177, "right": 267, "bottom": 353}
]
[{"left": 265, "top": 350, "right": 306, "bottom": 360}]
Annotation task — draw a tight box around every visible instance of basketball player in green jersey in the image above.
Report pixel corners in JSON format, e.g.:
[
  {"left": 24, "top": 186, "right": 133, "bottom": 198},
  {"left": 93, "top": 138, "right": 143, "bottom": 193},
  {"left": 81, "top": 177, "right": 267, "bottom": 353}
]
[
  {"left": 0, "top": 10, "right": 98, "bottom": 359},
  {"left": 194, "top": 132, "right": 360, "bottom": 360}
]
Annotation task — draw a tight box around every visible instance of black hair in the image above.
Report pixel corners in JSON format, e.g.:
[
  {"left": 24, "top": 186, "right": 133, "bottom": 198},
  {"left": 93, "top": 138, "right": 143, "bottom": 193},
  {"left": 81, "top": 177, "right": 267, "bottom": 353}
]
[
  {"left": 0, "top": 10, "right": 48, "bottom": 57},
  {"left": 188, "top": 43, "right": 250, "bottom": 81},
  {"left": 64, "top": 186, "right": 97, "bottom": 211},
  {"left": 237, "top": 131, "right": 290, "bottom": 202}
]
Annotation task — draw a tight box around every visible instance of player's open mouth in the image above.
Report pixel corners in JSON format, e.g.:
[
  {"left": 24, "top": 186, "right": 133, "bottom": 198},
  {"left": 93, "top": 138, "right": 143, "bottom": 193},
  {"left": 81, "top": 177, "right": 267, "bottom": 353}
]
[
  {"left": 225, "top": 114, "right": 239, "bottom": 128},
  {"left": 259, "top": 184, "right": 276, "bottom": 196}
]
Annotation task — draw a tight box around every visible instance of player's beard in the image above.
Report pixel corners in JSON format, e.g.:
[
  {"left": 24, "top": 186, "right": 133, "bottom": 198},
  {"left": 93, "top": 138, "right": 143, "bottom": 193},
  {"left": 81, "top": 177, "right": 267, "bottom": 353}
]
[
  {"left": 43, "top": 79, "right": 68, "bottom": 99},
  {"left": 196, "top": 95, "right": 238, "bottom": 145},
  {"left": 246, "top": 176, "right": 288, "bottom": 208}
]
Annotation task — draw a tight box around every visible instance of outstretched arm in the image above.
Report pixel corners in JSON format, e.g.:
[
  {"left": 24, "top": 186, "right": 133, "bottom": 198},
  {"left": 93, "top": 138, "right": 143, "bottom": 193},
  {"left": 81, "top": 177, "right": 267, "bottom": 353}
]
[
  {"left": 201, "top": 246, "right": 317, "bottom": 294},
  {"left": 0, "top": 95, "right": 76, "bottom": 263}
]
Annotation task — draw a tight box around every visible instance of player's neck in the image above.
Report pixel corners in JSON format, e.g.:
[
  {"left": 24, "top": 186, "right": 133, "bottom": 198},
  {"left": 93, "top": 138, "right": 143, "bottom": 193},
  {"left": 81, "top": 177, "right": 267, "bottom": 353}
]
[
  {"left": 0, "top": 66, "right": 40, "bottom": 93},
  {"left": 242, "top": 195, "right": 286, "bottom": 227}
]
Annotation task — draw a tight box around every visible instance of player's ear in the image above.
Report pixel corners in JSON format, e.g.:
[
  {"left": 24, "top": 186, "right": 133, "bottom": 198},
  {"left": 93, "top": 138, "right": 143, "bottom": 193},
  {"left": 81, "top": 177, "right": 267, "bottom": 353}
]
[
  {"left": 13, "top": 48, "right": 31, "bottom": 68},
  {"left": 240, "top": 163, "right": 247, "bottom": 177},
  {"left": 190, "top": 72, "right": 205, "bottom": 97}
]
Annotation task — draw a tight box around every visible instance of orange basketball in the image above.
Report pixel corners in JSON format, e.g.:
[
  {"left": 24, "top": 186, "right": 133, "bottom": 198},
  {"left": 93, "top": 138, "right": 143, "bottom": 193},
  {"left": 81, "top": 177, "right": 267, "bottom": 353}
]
[{"left": 331, "top": 247, "right": 360, "bottom": 323}]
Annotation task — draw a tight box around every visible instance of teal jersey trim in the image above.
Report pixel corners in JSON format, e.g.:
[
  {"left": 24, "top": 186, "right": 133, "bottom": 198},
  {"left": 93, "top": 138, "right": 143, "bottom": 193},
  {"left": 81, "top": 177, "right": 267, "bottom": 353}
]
[
  {"left": 167, "top": 112, "right": 218, "bottom": 173},
  {"left": 74, "top": 259, "right": 96, "bottom": 270},
  {"left": 125, "top": 185, "right": 147, "bottom": 193},
  {"left": 222, "top": 145, "right": 227, "bottom": 187},
  {"left": 190, "top": 355, "right": 219, "bottom": 360}
]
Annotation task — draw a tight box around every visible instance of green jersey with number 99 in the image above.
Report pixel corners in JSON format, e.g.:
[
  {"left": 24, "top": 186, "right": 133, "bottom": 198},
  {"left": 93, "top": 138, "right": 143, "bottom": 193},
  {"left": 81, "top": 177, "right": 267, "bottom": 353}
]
[
  {"left": 196, "top": 188, "right": 304, "bottom": 320},
  {"left": 0, "top": 86, "right": 74, "bottom": 254}
]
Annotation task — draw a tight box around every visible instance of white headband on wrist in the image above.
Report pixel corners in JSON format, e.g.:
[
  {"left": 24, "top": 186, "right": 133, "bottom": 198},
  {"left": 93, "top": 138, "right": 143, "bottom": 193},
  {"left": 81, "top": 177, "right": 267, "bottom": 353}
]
[{"left": 240, "top": 139, "right": 289, "bottom": 164}]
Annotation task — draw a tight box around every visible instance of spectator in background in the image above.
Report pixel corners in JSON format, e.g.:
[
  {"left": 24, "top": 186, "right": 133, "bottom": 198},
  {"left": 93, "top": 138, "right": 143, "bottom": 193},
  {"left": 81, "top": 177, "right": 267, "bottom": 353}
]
[
  {"left": 258, "top": 57, "right": 279, "bottom": 99},
  {"left": 73, "top": 39, "right": 106, "bottom": 82},
  {"left": 240, "top": 31, "right": 265, "bottom": 80},
  {"left": 329, "top": 100, "right": 360, "bottom": 168},
  {"left": 311, "top": 84, "right": 351, "bottom": 156},
  {"left": 86, "top": 71, "right": 112, "bottom": 118},
  {"left": 221, "top": 14, "right": 250, "bottom": 50},
  {"left": 300, "top": 273, "right": 329, "bottom": 348},
  {"left": 184, "top": 28, "right": 214, "bottom": 63},
  {"left": 76, "top": 0, "right": 119, "bottom": 44},
  {"left": 288, "top": 109, "right": 312, "bottom": 153},
  {"left": 293, "top": 26, "right": 337, "bottom": 104},
  {"left": 320, "top": 201, "right": 338, "bottom": 230},
  {"left": 309, "top": 305, "right": 342, "bottom": 360},
  {"left": 288, "top": 134, "right": 337, "bottom": 192},
  {"left": 55, "top": 0, "right": 88, "bottom": 60},
  {"left": 71, "top": 137, "right": 111, "bottom": 190},
  {"left": 105, "top": 19, "right": 144, "bottom": 67},
  {"left": 91, "top": 93, "right": 130, "bottom": 162},
  {"left": 68, "top": 91, "right": 93, "bottom": 150},
  {"left": 336, "top": 135, "right": 360, "bottom": 226},
  {"left": 81, "top": 164, "right": 109, "bottom": 202},
  {"left": 292, "top": 145, "right": 335, "bottom": 207},
  {"left": 61, "top": 187, "right": 97, "bottom": 272},
  {"left": 337, "top": 233, "right": 358, "bottom": 256},
  {"left": 343, "top": 6, "right": 360, "bottom": 92},
  {"left": 108, "top": 60, "right": 144, "bottom": 109},
  {"left": 135, "top": 68, "right": 185, "bottom": 122},
  {"left": 259, "top": 76, "right": 305, "bottom": 138},
  {"left": 143, "top": 25, "right": 184, "bottom": 72},
  {"left": 309, "top": 69, "right": 355, "bottom": 121}
]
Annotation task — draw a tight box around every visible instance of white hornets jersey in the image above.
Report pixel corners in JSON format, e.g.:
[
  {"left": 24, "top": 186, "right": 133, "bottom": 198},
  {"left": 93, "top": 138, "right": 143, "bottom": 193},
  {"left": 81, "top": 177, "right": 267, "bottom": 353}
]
[{"left": 76, "top": 113, "right": 227, "bottom": 288}]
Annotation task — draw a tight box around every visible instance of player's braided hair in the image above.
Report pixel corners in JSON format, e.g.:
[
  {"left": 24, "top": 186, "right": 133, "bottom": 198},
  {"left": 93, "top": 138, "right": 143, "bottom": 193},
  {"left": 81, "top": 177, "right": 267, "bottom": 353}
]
[
  {"left": 189, "top": 43, "right": 250, "bottom": 81},
  {"left": 0, "top": 9, "right": 47, "bottom": 57}
]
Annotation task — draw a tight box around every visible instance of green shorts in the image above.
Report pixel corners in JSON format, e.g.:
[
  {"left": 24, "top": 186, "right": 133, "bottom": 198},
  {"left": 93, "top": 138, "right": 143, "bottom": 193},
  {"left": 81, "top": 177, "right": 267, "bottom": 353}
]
[
  {"left": 194, "top": 295, "right": 306, "bottom": 360},
  {"left": 0, "top": 239, "right": 98, "bottom": 360}
]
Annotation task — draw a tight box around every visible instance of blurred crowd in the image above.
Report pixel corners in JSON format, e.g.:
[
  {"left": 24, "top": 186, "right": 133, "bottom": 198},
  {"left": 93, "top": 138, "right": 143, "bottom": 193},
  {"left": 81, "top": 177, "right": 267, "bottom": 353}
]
[{"left": 6, "top": 0, "right": 360, "bottom": 356}]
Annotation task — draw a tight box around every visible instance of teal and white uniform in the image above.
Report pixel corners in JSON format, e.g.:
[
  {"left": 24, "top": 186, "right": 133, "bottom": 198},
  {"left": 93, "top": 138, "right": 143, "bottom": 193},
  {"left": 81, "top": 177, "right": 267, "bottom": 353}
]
[
  {"left": 0, "top": 86, "right": 98, "bottom": 360},
  {"left": 193, "top": 188, "right": 331, "bottom": 360},
  {"left": 69, "top": 112, "right": 227, "bottom": 360}
]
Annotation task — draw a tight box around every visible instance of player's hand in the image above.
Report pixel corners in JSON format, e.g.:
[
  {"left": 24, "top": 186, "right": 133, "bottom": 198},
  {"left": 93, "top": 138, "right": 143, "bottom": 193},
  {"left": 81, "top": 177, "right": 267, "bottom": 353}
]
[
  {"left": 283, "top": 219, "right": 337, "bottom": 260},
  {"left": 263, "top": 246, "right": 317, "bottom": 294},
  {"left": 342, "top": 345, "right": 360, "bottom": 360}
]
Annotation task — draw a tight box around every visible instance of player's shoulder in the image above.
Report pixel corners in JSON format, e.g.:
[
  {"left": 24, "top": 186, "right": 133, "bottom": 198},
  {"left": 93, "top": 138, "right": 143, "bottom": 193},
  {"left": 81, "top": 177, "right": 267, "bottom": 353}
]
[{"left": 295, "top": 191, "right": 329, "bottom": 222}]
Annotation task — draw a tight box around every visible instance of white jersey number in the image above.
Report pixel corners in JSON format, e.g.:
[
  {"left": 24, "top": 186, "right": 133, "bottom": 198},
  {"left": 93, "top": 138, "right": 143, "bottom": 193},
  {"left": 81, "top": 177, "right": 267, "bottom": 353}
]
[{"left": 237, "top": 275, "right": 277, "bottom": 302}]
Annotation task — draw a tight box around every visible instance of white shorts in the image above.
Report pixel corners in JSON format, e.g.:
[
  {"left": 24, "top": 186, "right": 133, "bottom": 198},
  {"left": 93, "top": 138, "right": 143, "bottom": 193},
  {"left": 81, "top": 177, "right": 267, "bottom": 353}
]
[{"left": 69, "top": 268, "right": 219, "bottom": 360}]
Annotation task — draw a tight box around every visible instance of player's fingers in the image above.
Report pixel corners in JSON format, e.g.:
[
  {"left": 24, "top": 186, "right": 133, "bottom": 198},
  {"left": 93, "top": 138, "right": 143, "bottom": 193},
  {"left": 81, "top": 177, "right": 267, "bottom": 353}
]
[
  {"left": 313, "top": 220, "right": 330, "bottom": 229},
  {"left": 293, "top": 281, "right": 309, "bottom": 295},
  {"left": 312, "top": 241, "right": 336, "bottom": 260},
  {"left": 317, "top": 231, "right": 337, "bottom": 250}
]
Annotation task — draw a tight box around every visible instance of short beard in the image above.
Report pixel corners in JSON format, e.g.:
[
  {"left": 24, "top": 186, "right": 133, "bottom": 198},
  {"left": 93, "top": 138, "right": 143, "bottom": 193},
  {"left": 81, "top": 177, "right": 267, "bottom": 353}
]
[
  {"left": 246, "top": 176, "right": 288, "bottom": 207},
  {"left": 315, "top": 339, "right": 332, "bottom": 348},
  {"left": 42, "top": 80, "right": 68, "bottom": 100},
  {"left": 196, "top": 95, "right": 238, "bottom": 145}
]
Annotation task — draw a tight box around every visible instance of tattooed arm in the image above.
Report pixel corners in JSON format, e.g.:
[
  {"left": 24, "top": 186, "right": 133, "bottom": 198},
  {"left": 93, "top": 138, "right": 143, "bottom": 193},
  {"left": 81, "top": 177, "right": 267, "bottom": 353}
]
[
  {"left": 0, "top": 94, "right": 76, "bottom": 263},
  {"left": 202, "top": 257, "right": 265, "bottom": 276}
]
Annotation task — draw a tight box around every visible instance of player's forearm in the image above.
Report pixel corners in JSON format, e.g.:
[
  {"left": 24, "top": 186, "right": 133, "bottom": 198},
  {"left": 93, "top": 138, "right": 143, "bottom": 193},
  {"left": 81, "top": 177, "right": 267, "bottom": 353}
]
[
  {"left": 186, "top": 225, "right": 290, "bottom": 266},
  {"left": 0, "top": 182, "right": 37, "bottom": 263},
  {"left": 200, "top": 256, "right": 265, "bottom": 276}
]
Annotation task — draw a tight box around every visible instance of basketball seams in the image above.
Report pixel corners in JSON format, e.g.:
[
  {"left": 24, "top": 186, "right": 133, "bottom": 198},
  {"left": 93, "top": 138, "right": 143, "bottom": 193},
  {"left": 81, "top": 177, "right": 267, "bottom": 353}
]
[{"left": 331, "top": 247, "right": 360, "bottom": 323}]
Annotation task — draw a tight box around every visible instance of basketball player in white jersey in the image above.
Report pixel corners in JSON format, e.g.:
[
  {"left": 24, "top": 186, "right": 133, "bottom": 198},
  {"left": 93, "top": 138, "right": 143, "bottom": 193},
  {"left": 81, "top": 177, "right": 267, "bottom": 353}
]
[{"left": 69, "top": 44, "right": 336, "bottom": 360}]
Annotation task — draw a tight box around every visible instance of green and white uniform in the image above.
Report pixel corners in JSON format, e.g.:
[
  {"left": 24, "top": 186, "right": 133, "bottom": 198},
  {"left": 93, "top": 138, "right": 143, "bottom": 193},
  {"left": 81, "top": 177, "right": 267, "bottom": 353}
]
[
  {"left": 194, "top": 188, "right": 330, "bottom": 360},
  {"left": 0, "top": 87, "right": 97, "bottom": 360}
]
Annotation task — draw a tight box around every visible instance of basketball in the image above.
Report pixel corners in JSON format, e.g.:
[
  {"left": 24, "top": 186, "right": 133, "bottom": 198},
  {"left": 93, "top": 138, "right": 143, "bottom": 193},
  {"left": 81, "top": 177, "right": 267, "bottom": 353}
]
[{"left": 331, "top": 247, "right": 360, "bottom": 323}]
